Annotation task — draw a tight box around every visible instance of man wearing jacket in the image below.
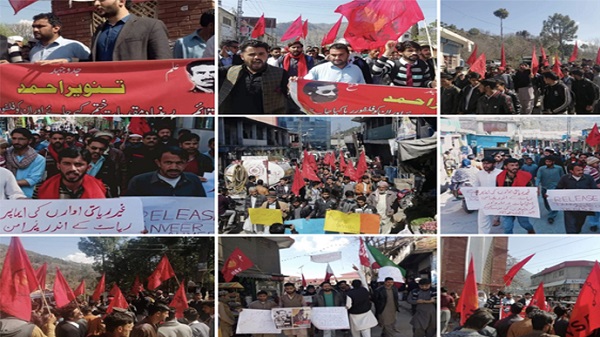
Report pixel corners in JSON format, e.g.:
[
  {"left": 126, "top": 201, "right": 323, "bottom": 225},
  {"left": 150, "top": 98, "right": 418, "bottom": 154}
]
[
  {"left": 373, "top": 277, "right": 400, "bottom": 337},
  {"left": 312, "top": 281, "right": 346, "bottom": 337},
  {"left": 496, "top": 158, "right": 536, "bottom": 234}
]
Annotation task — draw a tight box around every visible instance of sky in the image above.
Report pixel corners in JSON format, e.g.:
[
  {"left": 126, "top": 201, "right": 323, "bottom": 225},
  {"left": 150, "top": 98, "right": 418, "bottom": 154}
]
[
  {"left": 442, "top": 0, "right": 600, "bottom": 43},
  {"left": 0, "top": 236, "right": 95, "bottom": 264},
  {"left": 329, "top": 117, "right": 360, "bottom": 134},
  {"left": 507, "top": 236, "right": 600, "bottom": 275},
  {"left": 1, "top": 0, "right": 51, "bottom": 24}
]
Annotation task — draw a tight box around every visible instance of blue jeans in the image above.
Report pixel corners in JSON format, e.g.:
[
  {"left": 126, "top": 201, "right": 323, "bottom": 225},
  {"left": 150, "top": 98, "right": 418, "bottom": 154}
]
[{"left": 501, "top": 216, "right": 534, "bottom": 234}]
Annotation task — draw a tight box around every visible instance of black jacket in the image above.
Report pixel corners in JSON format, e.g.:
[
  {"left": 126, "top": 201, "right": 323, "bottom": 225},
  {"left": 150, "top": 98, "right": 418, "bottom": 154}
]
[{"left": 374, "top": 285, "right": 399, "bottom": 316}]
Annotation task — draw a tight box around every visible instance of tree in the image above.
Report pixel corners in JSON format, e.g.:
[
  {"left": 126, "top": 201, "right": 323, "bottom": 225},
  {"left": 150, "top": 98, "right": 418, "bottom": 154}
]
[
  {"left": 78, "top": 237, "right": 122, "bottom": 271},
  {"left": 540, "top": 13, "right": 578, "bottom": 59},
  {"left": 468, "top": 28, "right": 480, "bottom": 36},
  {"left": 516, "top": 30, "right": 531, "bottom": 39},
  {"left": 493, "top": 8, "right": 509, "bottom": 41}
]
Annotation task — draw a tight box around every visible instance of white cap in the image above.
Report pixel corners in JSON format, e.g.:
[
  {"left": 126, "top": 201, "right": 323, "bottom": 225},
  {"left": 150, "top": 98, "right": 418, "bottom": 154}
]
[{"left": 7, "top": 36, "right": 23, "bottom": 44}]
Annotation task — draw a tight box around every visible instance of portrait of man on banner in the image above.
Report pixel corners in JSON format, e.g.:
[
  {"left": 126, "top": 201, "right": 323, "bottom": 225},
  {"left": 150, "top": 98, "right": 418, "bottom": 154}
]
[
  {"left": 186, "top": 59, "right": 215, "bottom": 93},
  {"left": 302, "top": 81, "right": 339, "bottom": 103}
]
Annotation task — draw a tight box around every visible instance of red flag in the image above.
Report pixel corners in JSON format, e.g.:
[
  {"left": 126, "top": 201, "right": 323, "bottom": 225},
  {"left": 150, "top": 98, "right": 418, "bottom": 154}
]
[
  {"left": 322, "top": 17, "right": 343, "bottom": 46},
  {"left": 302, "top": 151, "right": 320, "bottom": 181},
  {"left": 305, "top": 149, "right": 318, "bottom": 171},
  {"left": 470, "top": 53, "right": 486, "bottom": 78},
  {"left": 569, "top": 42, "right": 578, "bottom": 63},
  {"left": 301, "top": 273, "right": 307, "bottom": 287},
  {"left": 466, "top": 45, "right": 478, "bottom": 66},
  {"left": 323, "top": 263, "right": 334, "bottom": 282},
  {"left": 503, "top": 253, "right": 535, "bottom": 286},
  {"left": 567, "top": 261, "right": 600, "bottom": 337},
  {"left": 356, "top": 151, "right": 368, "bottom": 179},
  {"left": 107, "top": 284, "right": 129, "bottom": 313},
  {"left": 596, "top": 47, "right": 600, "bottom": 66},
  {"left": 130, "top": 275, "right": 144, "bottom": 295},
  {"left": 587, "top": 124, "right": 600, "bottom": 147},
  {"left": 35, "top": 262, "right": 48, "bottom": 291},
  {"left": 251, "top": 14, "right": 266, "bottom": 38},
  {"left": 291, "top": 167, "right": 305, "bottom": 196},
  {"left": 500, "top": 43, "right": 506, "bottom": 68},
  {"left": 529, "top": 282, "right": 547, "bottom": 311},
  {"left": 553, "top": 54, "right": 563, "bottom": 78},
  {"left": 540, "top": 46, "right": 549, "bottom": 66},
  {"left": 54, "top": 267, "right": 76, "bottom": 308},
  {"left": 128, "top": 117, "right": 151, "bottom": 136},
  {"left": 222, "top": 248, "right": 254, "bottom": 282},
  {"left": 358, "top": 237, "right": 371, "bottom": 267},
  {"left": 345, "top": 160, "right": 358, "bottom": 181},
  {"left": 0, "top": 237, "right": 39, "bottom": 321},
  {"left": 147, "top": 255, "right": 176, "bottom": 290},
  {"left": 170, "top": 280, "right": 189, "bottom": 319},
  {"left": 335, "top": 0, "right": 424, "bottom": 51},
  {"left": 531, "top": 46, "right": 539, "bottom": 76},
  {"left": 302, "top": 20, "right": 309, "bottom": 39},
  {"left": 74, "top": 280, "right": 86, "bottom": 297},
  {"left": 92, "top": 273, "right": 105, "bottom": 302},
  {"left": 281, "top": 16, "right": 304, "bottom": 41},
  {"left": 456, "top": 257, "right": 478, "bottom": 326},
  {"left": 8, "top": 0, "right": 37, "bottom": 14},
  {"left": 339, "top": 152, "right": 347, "bottom": 173}
]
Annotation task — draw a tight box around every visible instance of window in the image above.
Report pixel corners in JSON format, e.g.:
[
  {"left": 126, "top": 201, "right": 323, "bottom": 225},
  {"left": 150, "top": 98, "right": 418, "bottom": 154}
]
[{"left": 193, "top": 118, "right": 214, "bottom": 130}]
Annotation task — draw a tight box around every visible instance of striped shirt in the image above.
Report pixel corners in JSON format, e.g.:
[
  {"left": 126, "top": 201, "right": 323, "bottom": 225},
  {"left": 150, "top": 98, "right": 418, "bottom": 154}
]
[{"left": 371, "top": 56, "right": 432, "bottom": 87}]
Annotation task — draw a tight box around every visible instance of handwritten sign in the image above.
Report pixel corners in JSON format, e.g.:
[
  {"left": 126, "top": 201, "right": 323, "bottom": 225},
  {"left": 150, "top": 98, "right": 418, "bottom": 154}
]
[
  {"left": 311, "top": 307, "right": 350, "bottom": 330},
  {"left": 236, "top": 309, "right": 281, "bottom": 334},
  {"left": 248, "top": 208, "right": 283, "bottom": 226},
  {"left": 0, "top": 60, "right": 215, "bottom": 114},
  {"left": 324, "top": 210, "right": 361, "bottom": 233},
  {"left": 546, "top": 190, "right": 600, "bottom": 211},
  {"left": 284, "top": 218, "right": 325, "bottom": 234},
  {"left": 291, "top": 79, "right": 437, "bottom": 115},
  {"left": 460, "top": 187, "right": 481, "bottom": 210},
  {"left": 462, "top": 187, "right": 540, "bottom": 217},
  {"left": 139, "top": 197, "right": 214, "bottom": 234},
  {"left": 0, "top": 199, "right": 144, "bottom": 234}
]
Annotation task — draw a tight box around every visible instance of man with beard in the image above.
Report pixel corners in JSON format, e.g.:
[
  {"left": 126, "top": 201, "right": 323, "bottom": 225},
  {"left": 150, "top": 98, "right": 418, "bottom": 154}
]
[
  {"left": 219, "top": 39, "right": 289, "bottom": 114},
  {"left": 261, "top": 192, "right": 290, "bottom": 220},
  {"left": 125, "top": 131, "right": 161, "bottom": 181},
  {"left": 186, "top": 60, "right": 215, "bottom": 93},
  {"left": 29, "top": 12, "right": 90, "bottom": 63},
  {"left": 5, "top": 128, "right": 45, "bottom": 198},
  {"left": 536, "top": 156, "right": 564, "bottom": 225},
  {"left": 156, "top": 126, "right": 178, "bottom": 147},
  {"left": 125, "top": 146, "right": 206, "bottom": 196},
  {"left": 474, "top": 157, "right": 503, "bottom": 234},
  {"left": 312, "top": 281, "right": 345, "bottom": 337},
  {"left": 267, "top": 46, "right": 282, "bottom": 66},
  {"left": 90, "top": 0, "right": 170, "bottom": 61},
  {"left": 278, "top": 41, "right": 314, "bottom": 77},
  {"left": 178, "top": 132, "right": 214, "bottom": 181},
  {"left": 307, "top": 189, "right": 336, "bottom": 219},
  {"left": 280, "top": 283, "right": 308, "bottom": 337},
  {"left": 367, "top": 181, "right": 398, "bottom": 234},
  {"left": 55, "top": 303, "right": 86, "bottom": 337},
  {"left": 556, "top": 163, "right": 597, "bottom": 233},
  {"left": 132, "top": 303, "right": 171, "bottom": 337},
  {"left": 374, "top": 277, "right": 400, "bottom": 337},
  {"left": 476, "top": 79, "right": 514, "bottom": 114},
  {"left": 458, "top": 72, "right": 482, "bottom": 114},
  {"left": 372, "top": 40, "right": 433, "bottom": 88},
  {"left": 496, "top": 158, "right": 536, "bottom": 234},
  {"left": 39, "top": 131, "right": 68, "bottom": 178},
  {"left": 419, "top": 44, "right": 436, "bottom": 80},
  {"left": 33, "top": 147, "right": 110, "bottom": 199},
  {"left": 304, "top": 43, "right": 365, "bottom": 84},
  {"left": 86, "top": 136, "right": 121, "bottom": 196}
]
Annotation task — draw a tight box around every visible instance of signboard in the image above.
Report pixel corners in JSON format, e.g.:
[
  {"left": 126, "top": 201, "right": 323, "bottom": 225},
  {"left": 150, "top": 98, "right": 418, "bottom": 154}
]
[
  {"left": 272, "top": 307, "right": 312, "bottom": 330},
  {"left": 462, "top": 187, "right": 540, "bottom": 217},
  {"left": 140, "top": 197, "right": 214, "bottom": 234},
  {"left": 311, "top": 307, "right": 350, "bottom": 330},
  {"left": 546, "top": 190, "right": 600, "bottom": 211},
  {"left": 236, "top": 309, "right": 281, "bottom": 334},
  {"left": 248, "top": 208, "right": 283, "bottom": 226}
]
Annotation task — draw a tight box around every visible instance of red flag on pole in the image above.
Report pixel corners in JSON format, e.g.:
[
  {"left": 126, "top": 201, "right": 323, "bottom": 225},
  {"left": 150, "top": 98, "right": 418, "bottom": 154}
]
[
  {"left": 291, "top": 167, "right": 305, "bottom": 196},
  {"left": 358, "top": 237, "right": 371, "bottom": 267},
  {"left": 35, "top": 262, "right": 48, "bottom": 291},
  {"left": 8, "top": 0, "right": 38, "bottom": 14},
  {"left": 0, "top": 237, "right": 38, "bottom": 321},
  {"left": 469, "top": 53, "right": 487, "bottom": 78},
  {"left": 345, "top": 160, "right": 358, "bottom": 182},
  {"left": 147, "top": 255, "right": 176, "bottom": 290},
  {"left": 281, "top": 16, "right": 304, "bottom": 41},
  {"left": 466, "top": 45, "right": 478, "bottom": 66},
  {"left": 251, "top": 14, "right": 266, "bottom": 38},
  {"left": 170, "top": 280, "right": 189, "bottom": 319},
  {"left": 54, "top": 267, "right": 76, "bottom": 308},
  {"left": 569, "top": 42, "right": 578, "bottom": 63},
  {"left": 356, "top": 151, "right": 368, "bottom": 179},
  {"left": 92, "top": 273, "right": 105, "bottom": 302},
  {"left": 531, "top": 46, "right": 539, "bottom": 76},
  {"left": 322, "top": 17, "right": 343, "bottom": 47},
  {"left": 302, "top": 20, "right": 309, "bottom": 39},
  {"left": 529, "top": 282, "right": 547, "bottom": 311},
  {"left": 500, "top": 43, "right": 506, "bottom": 68},
  {"left": 567, "top": 261, "right": 600, "bottom": 337},
  {"left": 553, "top": 54, "right": 564, "bottom": 78},
  {"left": 74, "top": 280, "right": 86, "bottom": 297},
  {"left": 130, "top": 275, "right": 144, "bottom": 295},
  {"left": 456, "top": 257, "right": 479, "bottom": 326},
  {"left": 128, "top": 117, "right": 151, "bottom": 135},
  {"left": 339, "top": 152, "right": 347, "bottom": 173},
  {"left": 335, "top": 0, "right": 424, "bottom": 51},
  {"left": 107, "top": 284, "right": 129, "bottom": 313},
  {"left": 301, "top": 273, "right": 307, "bottom": 287},
  {"left": 586, "top": 124, "right": 600, "bottom": 147},
  {"left": 540, "top": 46, "right": 549, "bottom": 66},
  {"left": 323, "top": 263, "right": 334, "bottom": 282},
  {"left": 302, "top": 151, "right": 321, "bottom": 181},
  {"left": 596, "top": 48, "right": 600, "bottom": 66},
  {"left": 503, "top": 254, "right": 535, "bottom": 287},
  {"left": 222, "top": 248, "right": 254, "bottom": 282}
]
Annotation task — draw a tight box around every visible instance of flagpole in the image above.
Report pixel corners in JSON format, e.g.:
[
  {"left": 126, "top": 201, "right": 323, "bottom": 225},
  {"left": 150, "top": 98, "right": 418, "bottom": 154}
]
[
  {"left": 37, "top": 284, "right": 51, "bottom": 313},
  {"left": 421, "top": 21, "right": 436, "bottom": 74}
]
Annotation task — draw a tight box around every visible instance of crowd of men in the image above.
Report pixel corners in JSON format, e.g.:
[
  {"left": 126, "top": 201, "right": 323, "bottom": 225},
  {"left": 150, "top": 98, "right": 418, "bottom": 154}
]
[
  {"left": 220, "top": 274, "right": 436, "bottom": 337},
  {"left": 0, "top": 290, "right": 214, "bottom": 337},
  {"left": 441, "top": 288, "right": 592, "bottom": 337},
  {"left": 447, "top": 147, "right": 600, "bottom": 234},
  {"left": 218, "top": 38, "right": 437, "bottom": 114},
  {"left": 218, "top": 154, "right": 421, "bottom": 234},
  {"left": 0, "top": 122, "right": 214, "bottom": 199},
  {"left": 0, "top": 2, "right": 214, "bottom": 64},
  {"left": 441, "top": 60, "right": 600, "bottom": 114}
]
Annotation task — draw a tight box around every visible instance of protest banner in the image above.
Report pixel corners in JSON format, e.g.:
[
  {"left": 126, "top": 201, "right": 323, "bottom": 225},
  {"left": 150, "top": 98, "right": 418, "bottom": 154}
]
[
  {"left": 360, "top": 213, "right": 381, "bottom": 234},
  {"left": 284, "top": 218, "right": 326, "bottom": 234},
  {"left": 272, "top": 307, "right": 312, "bottom": 329},
  {"left": 236, "top": 309, "right": 281, "bottom": 334},
  {"left": 0, "top": 198, "right": 144, "bottom": 234},
  {"left": 463, "top": 187, "right": 540, "bottom": 217},
  {"left": 202, "top": 172, "right": 215, "bottom": 198},
  {"left": 324, "top": 210, "right": 382, "bottom": 234},
  {"left": 0, "top": 60, "right": 215, "bottom": 114},
  {"left": 460, "top": 187, "right": 481, "bottom": 210},
  {"left": 546, "top": 190, "right": 600, "bottom": 211},
  {"left": 311, "top": 307, "right": 350, "bottom": 330},
  {"left": 248, "top": 208, "right": 283, "bottom": 226},
  {"left": 140, "top": 197, "right": 214, "bottom": 234},
  {"left": 291, "top": 79, "right": 437, "bottom": 115}
]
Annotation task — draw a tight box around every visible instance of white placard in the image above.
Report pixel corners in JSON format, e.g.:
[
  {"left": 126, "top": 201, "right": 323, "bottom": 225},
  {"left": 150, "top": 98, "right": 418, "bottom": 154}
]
[
  {"left": 310, "top": 251, "right": 342, "bottom": 263},
  {"left": 235, "top": 309, "right": 281, "bottom": 334},
  {"left": 311, "top": 307, "right": 350, "bottom": 330},
  {"left": 460, "top": 187, "right": 481, "bottom": 210},
  {"left": 140, "top": 197, "right": 214, "bottom": 234},
  {"left": 469, "top": 187, "right": 540, "bottom": 217},
  {"left": 547, "top": 189, "right": 600, "bottom": 211},
  {"left": 202, "top": 172, "right": 215, "bottom": 198}
]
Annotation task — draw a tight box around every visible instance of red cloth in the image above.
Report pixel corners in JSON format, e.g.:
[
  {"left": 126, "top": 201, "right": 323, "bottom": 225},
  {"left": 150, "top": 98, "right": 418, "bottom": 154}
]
[
  {"left": 496, "top": 170, "right": 532, "bottom": 187},
  {"left": 128, "top": 117, "right": 151, "bottom": 135},
  {"left": 222, "top": 248, "right": 254, "bottom": 282},
  {"left": 302, "top": 20, "right": 309, "bottom": 39},
  {"left": 567, "top": 262, "right": 600, "bottom": 337},
  {"left": 540, "top": 46, "right": 549, "bottom": 67},
  {"left": 283, "top": 53, "right": 309, "bottom": 77},
  {"left": 322, "top": 17, "right": 343, "bottom": 46},
  {"left": 531, "top": 47, "right": 539, "bottom": 76},
  {"left": 358, "top": 237, "right": 371, "bottom": 267},
  {"left": 35, "top": 262, "right": 48, "bottom": 291},
  {"left": 323, "top": 263, "right": 334, "bottom": 283},
  {"left": 130, "top": 275, "right": 145, "bottom": 295},
  {"left": 301, "top": 273, "right": 307, "bottom": 287},
  {"left": 0, "top": 237, "right": 38, "bottom": 321},
  {"left": 586, "top": 123, "right": 600, "bottom": 147},
  {"left": 503, "top": 254, "right": 535, "bottom": 286},
  {"left": 457, "top": 257, "right": 478, "bottom": 326},
  {"left": 529, "top": 282, "right": 547, "bottom": 311},
  {"left": 569, "top": 42, "right": 578, "bottom": 62},
  {"left": 169, "top": 281, "right": 189, "bottom": 318},
  {"left": 251, "top": 14, "right": 266, "bottom": 38},
  {"left": 356, "top": 151, "right": 368, "bottom": 179},
  {"left": 281, "top": 16, "right": 304, "bottom": 41},
  {"left": 596, "top": 48, "right": 600, "bottom": 66},
  {"left": 339, "top": 152, "right": 347, "bottom": 173},
  {"left": 470, "top": 53, "right": 486, "bottom": 78},
  {"left": 8, "top": 0, "right": 37, "bottom": 14},
  {"left": 553, "top": 55, "right": 564, "bottom": 78},
  {"left": 291, "top": 167, "right": 305, "bottom": 196},
  {"left": 406, "top": 63, "right": 414, "bottom": 87},
  {"left": 36, "top": 174, "right": 107, "bottom": 199},
  {"left": 47, "top": 143, "right": 66, "bottom": 162},
  {"left": 147, "top": 255, "right": 176, "bottom": 290},
  {"left": 92, "top": 273, "right": 105, "bottom": 302},
  {"left": 466, "top": 45, "right": 478, "bottom": 66},
  {"left": 74, "top": 280, "right": 86, "bottom": 297},
  {"left": 54, "top": 267, "right": 76, "bottom": 308},
  {"left": 107, "top": 284, "right": 129, "bottom": 313}
]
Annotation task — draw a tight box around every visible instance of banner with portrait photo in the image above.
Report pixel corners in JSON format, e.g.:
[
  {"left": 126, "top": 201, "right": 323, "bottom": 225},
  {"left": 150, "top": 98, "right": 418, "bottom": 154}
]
[
  {"left": 0, "top": 59, "right": 215, "bottom": 114},
  {"left": 290, "top": 79, "right": 437, "bottom": 115}
]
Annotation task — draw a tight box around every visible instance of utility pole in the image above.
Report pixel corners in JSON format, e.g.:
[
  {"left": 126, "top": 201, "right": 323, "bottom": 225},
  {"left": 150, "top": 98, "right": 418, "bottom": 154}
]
[{"left": 236, "top": 0, "right": 244, "bottom": 41}]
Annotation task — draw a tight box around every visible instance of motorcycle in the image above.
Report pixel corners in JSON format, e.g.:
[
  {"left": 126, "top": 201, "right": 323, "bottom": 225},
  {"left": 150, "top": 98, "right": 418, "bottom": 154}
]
[{"left": 397, "top": 188, "right": 415, "bottom": 209}]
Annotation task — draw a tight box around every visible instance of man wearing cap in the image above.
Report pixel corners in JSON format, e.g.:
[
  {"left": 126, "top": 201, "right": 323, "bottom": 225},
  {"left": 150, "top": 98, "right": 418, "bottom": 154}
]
[
  {"left": 261, "top": 191, "right": 290, "bottom": 221},
  {"left": 407, "top": 279, "right": 436, "bottom": 337},
  {"left": 476, "top": 79, "right": 515, "bottom": 114},
  {"left": 132, "top": 303, "right": 170, "bottom": 337},
  {"left": 542, "top": 72, "right": 571, "bottom": 114},
  {"left": 367, "top": 181, "right": 398, "bottom": 234},
  {"left": 496, "top": 158, "right": 536, "bottom": 234},
  {"left": 536, "top": 155, "right": 564, "bottom": 224},
  {"left": 571, "top": 69, "right": 600, "bottom": 114},
  {"left": 29, "top": 13, "right": 90, "bottom": 64},
  {"left": 556, "top": 163, "right": 598, "bottom": 234}
]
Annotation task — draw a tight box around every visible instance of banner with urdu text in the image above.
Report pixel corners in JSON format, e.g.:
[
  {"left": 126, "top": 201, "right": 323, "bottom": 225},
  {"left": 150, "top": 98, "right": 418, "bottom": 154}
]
[
  {"left": 0, "top": 59, "right": 215, "bottom": 115},
  {"left": 291, "top": 79, "right": 437, "bottom": 115}
]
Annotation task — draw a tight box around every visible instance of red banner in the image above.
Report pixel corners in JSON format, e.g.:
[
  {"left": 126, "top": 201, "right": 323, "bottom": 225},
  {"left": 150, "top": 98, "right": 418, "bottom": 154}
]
[
  {"left": 0, "top": 59, "right": 215, "bottom": 115},
  {"left": 292, "top": 79, "right": 436, "bottom": 115}
]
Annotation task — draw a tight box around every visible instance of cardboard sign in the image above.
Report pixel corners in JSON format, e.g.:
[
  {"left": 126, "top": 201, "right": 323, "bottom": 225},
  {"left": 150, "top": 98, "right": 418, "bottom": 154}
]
[
  {"left": 140, "top": 197, "right": 214, "bottom": 234},
  {"left": 463, "top": 187, "right": 540, "bottom": 217},
  {"left": 248, "top": 208, "right": 283, "bottom": 226},
  {"left": 547, "top": 190, "right": 600, "bottom": 211},
  {"left": 236, "top": 309, "right": 281, "bottom": 334},
  {"left": 311, "top": 307, "right": 350, "bottom": 330}
]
